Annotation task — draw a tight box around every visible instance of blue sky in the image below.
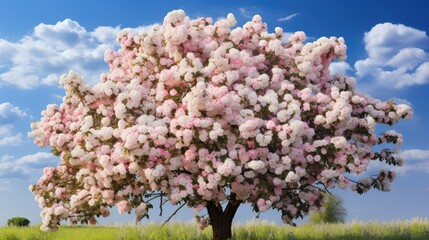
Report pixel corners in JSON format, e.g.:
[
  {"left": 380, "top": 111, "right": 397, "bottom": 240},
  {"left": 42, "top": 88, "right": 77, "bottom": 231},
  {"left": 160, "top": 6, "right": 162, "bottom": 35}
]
[{"left": 0, "top": 0, "right": 429, "bottom": 226}]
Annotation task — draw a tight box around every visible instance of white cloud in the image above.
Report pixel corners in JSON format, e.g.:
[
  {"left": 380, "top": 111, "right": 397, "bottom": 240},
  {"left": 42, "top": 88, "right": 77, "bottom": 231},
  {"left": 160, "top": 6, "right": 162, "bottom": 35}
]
[
  {"left": 397, "top": 149, "right": 429, "bottom": 174},
  {"left": 34, "top": 19, "right": 87, "bottom": 51},
  {"left": 239, "top": 8, "right": 251, "bottom": 18},
  {"left": 278, "top": 13, "right": 299, "bottom": 22},
  {"left": 0, "top": 102, "right": 26, "bottom": 124},
  {"left": 398, "top": 161, "right": 429, "bottom": 175},
  {"left": 387, "top": 48, "right": 427, "bottom": 70},
  {"left": 401, "top": 148, "right": 429, "bottom": 175},
  {"left": 239, "top": 7, "right": 254, "bottom": 18},
  {"left": 0, "top": 155, "right": 14, "bottom": 162},
  {"left": 354, "top": 23, "right": 429, "bottom": 88},
  {"left": 0, "top": 125, "right": 22, "bottom": 146},
  {"left": 0, "top": 19, "right": 153, "bottom": 89},
  {"left": 0, "top": 180, "right": 12, "bottom": 192},
  {"left": 0, "top": 103, "right": 25, "bottom": 147},
  {"left": 367, "top": 149, "right": 429, "bottom": 176},
  {"left": 0, "top": 133, "right": 22, "bottom": 146},
  {"left": 330, "top": 61, "right": 351, "bottom": 75},
  {"left": 0, "top": 156, "right": 29, "bottom": 179},
  {"left": 91, "top": 26, "right": 121, "bottom": 45},
  {"left": 16, "top": 152, "right": 56, "bottom": 168},
  {"left": 400, "top": 149, "right": 429, "bottom": 160},
  {"left": 0, "top": 152, "right": 57, "bottom": 179}
]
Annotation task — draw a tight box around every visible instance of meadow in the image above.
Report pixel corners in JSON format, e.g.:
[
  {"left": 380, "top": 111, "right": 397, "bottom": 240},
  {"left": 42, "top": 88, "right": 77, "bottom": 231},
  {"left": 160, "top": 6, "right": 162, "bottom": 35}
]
[{"left": 1, "top": 219, "right": 429, "bottom": 240}]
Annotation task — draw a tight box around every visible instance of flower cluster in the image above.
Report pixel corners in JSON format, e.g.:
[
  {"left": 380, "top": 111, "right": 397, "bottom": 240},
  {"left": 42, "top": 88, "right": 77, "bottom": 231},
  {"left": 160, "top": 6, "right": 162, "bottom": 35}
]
[{"left": 29, "top": 9, "right": 412, "bottom": 231}]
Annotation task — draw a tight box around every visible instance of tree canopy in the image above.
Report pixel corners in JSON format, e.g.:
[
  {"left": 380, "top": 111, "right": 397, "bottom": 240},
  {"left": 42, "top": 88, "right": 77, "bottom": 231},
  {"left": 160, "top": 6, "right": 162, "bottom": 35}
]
[{"left": 30, "top": 10, "right": 411, "bottom": 239}]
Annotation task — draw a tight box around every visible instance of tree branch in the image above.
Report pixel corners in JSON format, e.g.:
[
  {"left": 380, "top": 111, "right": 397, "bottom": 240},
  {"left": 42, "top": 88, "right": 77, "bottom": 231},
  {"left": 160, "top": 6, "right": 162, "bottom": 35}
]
[
  {"left": 159, "top": 194, "right": 163, "bottom": 216},
  {"left": 161, "top": 203, "right": 186, "bottom": 228}
]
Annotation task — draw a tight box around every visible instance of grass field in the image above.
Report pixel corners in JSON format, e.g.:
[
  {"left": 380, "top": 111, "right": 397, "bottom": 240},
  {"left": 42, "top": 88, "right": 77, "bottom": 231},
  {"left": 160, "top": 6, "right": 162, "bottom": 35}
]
[{"left": 1, "top": 218, "right": 429, "bottom": 240}]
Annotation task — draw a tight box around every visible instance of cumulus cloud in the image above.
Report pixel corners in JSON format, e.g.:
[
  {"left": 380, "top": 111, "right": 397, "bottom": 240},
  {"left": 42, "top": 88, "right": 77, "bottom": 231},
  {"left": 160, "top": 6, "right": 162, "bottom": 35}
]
[
  {"left": 400, "top": 149, "right": 429, "bottom": 160},
  {"left": 0, "top": 102, "right": 26, "bottom": 124},
  {"left": 367, "top": 148, "right": 429, "bottom": 175},
  {"left": 16, "top": 152, "right": 56, "bottom": 168},
  {"left": 394, "top": 149, "right": 429, "bottom": 175},
  {"left": 354, "top": 23, "right": 429, "bottom": 88},
  {"left": 0, "top": 152, "right": 57, "bottom": 179},
  {"left": 0, "top": 154, "right": 29, "bottom": 179},
  {"left": 0, "top": 125, "right": 22, "bottom": 146},
  {"left": 398, "top": 161, "right": 429, "bottom": 175},
  {"left": 330, "top": 61, "right": 351, "bottom": 75},
  {"left": 278, "top": 13, "right": 299, "bottom": 22},
  {"left": 0, "top": 19, "right": 153, "bottom": 89},
  {"left": 0, "top": 133, "right": 22, "bottom": 146},
  {"left": 0, "top": 103, "right": 24, "bottom": 147}
]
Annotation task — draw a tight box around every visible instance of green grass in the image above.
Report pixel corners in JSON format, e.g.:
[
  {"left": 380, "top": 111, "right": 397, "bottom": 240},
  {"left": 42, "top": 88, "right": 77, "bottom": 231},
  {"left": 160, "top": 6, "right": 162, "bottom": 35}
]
[{"left": 1, "top": 218, "right": 429, "bottom": 240}]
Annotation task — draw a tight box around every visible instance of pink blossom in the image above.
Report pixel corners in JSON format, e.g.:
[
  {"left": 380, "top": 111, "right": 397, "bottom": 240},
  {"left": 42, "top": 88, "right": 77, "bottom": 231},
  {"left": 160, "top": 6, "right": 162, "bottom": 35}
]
[
  {"left": 29, "top": 9, "right": 412, "bottom": 232},
  {"left": 117, "top": 200, "right": 131, "bottom": 214}
]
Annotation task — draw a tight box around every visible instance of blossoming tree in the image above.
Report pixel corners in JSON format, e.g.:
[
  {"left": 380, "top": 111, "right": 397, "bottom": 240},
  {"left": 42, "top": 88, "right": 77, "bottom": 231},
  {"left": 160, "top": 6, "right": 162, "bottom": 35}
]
[{"left": 29, "top": 10, "right": 412, "bottom": 240}]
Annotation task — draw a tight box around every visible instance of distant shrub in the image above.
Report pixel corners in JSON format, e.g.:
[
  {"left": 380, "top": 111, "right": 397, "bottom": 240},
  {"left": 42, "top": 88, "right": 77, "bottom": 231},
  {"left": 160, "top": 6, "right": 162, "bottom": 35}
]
[
  {"left": 308, "top": 194, "right": 347, "bottom": 224},
  {"left": 7, "top": 217, "right": 30, "bottom": 227}
]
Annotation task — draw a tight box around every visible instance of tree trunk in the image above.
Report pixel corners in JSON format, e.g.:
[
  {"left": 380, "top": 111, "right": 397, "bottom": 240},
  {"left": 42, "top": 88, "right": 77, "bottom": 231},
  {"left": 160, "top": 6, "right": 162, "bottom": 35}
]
[{"left": 206, "top": 200, "right": 241, "bottom": 240}]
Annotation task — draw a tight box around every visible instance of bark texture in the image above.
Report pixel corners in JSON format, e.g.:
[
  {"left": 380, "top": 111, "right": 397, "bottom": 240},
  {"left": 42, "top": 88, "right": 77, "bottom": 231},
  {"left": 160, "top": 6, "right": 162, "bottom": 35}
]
[{"left": 206, "top": 200, "right": 241, "bottom": 240}]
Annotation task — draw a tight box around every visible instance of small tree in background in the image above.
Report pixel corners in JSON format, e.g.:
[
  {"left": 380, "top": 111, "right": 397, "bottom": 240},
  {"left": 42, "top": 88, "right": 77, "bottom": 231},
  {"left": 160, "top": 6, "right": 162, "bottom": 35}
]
[
  {"left": 7, "top": 217, "right": 30, "bottom": 227},
  {"left": 308, "top": 194, "right": 346, "bottom": 224},
  {"left": 29, "top": 9, "right": 412, "bottom": 240}
]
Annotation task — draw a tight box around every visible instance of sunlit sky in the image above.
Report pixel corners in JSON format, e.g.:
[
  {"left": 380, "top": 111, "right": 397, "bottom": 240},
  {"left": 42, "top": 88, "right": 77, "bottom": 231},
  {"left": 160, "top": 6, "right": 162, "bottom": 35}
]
[{"left": 0, "top": 0, "right": 429, "bottom": 226}]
